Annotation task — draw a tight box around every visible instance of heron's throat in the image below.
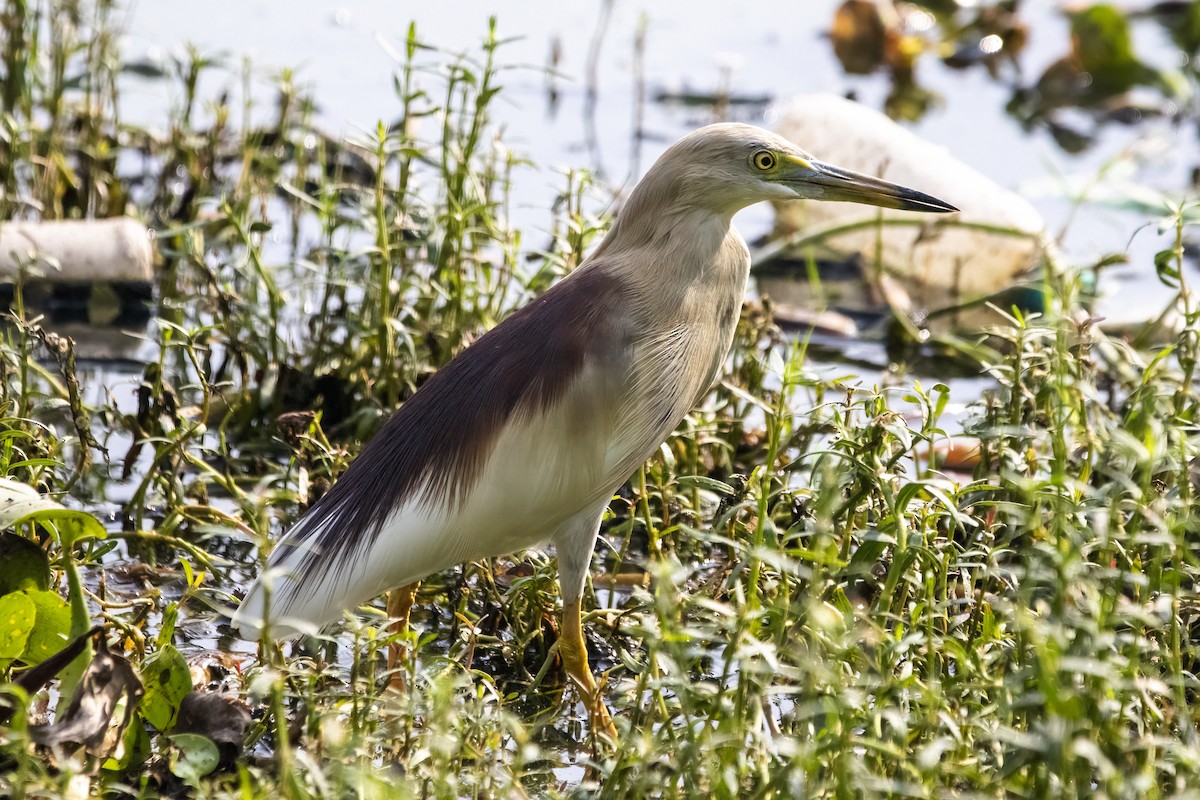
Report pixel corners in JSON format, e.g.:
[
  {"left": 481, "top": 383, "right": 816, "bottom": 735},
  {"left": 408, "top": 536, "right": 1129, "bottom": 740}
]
[{"left": 613, "top": 204, "right": 738, "bottom": 292}]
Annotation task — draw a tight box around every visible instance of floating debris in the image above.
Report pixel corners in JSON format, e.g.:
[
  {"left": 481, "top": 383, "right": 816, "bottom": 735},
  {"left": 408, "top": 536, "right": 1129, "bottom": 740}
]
[
  {"left": 0, "top": 218, "right": 155, "bottom": 284},
  {"left": 770, "top": 93, "right": 1048, "bottom": 302}
]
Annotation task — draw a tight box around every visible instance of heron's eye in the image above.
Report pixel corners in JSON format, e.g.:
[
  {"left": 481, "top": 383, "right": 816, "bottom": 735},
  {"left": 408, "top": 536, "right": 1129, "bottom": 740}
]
[{"left": 752, "top": 150, "right": 776, "bottom": 171}]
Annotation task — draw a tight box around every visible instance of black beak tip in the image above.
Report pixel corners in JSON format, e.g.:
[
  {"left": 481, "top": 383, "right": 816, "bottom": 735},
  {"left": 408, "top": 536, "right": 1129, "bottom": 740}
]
[{"left": 906, "top": 188, "right": 959, "bottom": 214}]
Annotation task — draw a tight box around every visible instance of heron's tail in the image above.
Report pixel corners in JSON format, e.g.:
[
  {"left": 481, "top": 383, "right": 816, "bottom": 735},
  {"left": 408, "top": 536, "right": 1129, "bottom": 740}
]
[
  {"left": 231, "top": 505, "right": 456, "bottom": 641},
  {"left": 231, "top": 546, "right": 326, "bottom": 640}
]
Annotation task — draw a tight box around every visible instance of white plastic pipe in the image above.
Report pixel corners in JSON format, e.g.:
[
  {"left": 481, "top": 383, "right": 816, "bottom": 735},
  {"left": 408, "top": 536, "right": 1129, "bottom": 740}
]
[{"left": 0, "top": 218, "right": 155, "bottom": 283}]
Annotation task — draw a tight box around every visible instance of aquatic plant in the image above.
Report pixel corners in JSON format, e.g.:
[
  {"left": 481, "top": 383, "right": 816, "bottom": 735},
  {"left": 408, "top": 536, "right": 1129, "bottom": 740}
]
[{"left": 4, "top": 2, "right": 1200, "bottom": 798}]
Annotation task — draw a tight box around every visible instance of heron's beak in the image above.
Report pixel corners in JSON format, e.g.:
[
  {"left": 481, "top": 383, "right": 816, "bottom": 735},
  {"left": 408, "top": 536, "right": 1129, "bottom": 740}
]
[{"left": 781, "top": 155, "right": 959, "bottom": 213}]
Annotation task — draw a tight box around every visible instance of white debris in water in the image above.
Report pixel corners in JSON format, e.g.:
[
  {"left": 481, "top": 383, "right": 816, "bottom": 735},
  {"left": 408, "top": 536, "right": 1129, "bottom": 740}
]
[
  {"left": 772, "top": 93, "right": 1048, "bottom": 298},
  {"left": 0, "top": 218, "right": 156, "bottom": 284}
]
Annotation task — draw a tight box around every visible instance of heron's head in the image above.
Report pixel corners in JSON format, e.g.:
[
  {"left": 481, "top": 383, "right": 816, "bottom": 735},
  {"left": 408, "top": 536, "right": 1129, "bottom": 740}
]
[{"left": 654, "top": 122, "right": 958, "bottom": 216}]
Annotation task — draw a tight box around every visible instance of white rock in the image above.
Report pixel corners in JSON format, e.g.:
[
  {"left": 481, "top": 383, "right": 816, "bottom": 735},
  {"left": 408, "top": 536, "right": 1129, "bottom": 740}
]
[
  {"left": 772, "top": 94, "right": 1046, "bottom": 297},
  {"left": 0, "top": 218, "right": 155, "bottom": 283}
]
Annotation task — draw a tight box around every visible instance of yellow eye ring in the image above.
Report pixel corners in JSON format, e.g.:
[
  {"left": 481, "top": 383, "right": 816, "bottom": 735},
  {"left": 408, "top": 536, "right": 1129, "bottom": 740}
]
[{"left": 752, "top": 150, "right": 776, "bottom": 171}]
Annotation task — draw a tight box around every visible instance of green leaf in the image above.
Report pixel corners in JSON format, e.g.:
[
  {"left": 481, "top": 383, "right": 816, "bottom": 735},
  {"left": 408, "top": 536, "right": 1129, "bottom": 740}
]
[
  {"left": 932, "top": 384, "right": 950, "bottom": 423},
  {"left": 675, "top": 475, "right": 736, "bottom": 497},
  {"left": 21, "top": 590, "right": 72, "bottom": 664},
  {"left": 0, "top": 592, "right": 36, "bottom": 660},
  {"left": 19, "top": 509, "right": 107, "bottom": 551},
  {"left": 103, "top": 715, "right": 151, "bottom": 773},
  {"left": 1068, "top": 4, "right": 1160, "bottom": 98},
  {"left": 0, "top": 479, "right": 107, "bottom": 550},
  {"left": 0, "top": 532, "right": 51, "bottom": 593},
  {"left": 1155, "top": 247, "right": 1181, "bottom": 289},
  {"left": 1071, "top": 5, "right": 1137, "bottom": 73},
  {"left": 0, "top": 478, "right": 51, "bottom": 527},
  {"left": 140, "top": 644, "right": 192, "bottom": 730},
  {"left": 169, "top": 733, "right": 220, "bottom": 783},
  {"left": 848, "top": 529, "right": 894, "bottom": 573},
  {"left": 157, "top": 602, "right": 178, "bottom": 648}
]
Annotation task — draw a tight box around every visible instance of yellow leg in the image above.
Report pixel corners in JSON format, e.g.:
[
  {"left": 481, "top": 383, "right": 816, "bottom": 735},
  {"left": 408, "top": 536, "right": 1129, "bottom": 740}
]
[
  {"left": 386, "top": 581, "right": 421, "bottom": 691},
  {"left": 559, "top": 597, "right": 617, "bottom": 740}
]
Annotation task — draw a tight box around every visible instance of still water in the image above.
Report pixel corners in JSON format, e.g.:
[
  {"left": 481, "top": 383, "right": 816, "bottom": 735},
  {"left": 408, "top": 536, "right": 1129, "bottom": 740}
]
[{"left": 116, "top": 0, "right": 1194, "bottom": 326}]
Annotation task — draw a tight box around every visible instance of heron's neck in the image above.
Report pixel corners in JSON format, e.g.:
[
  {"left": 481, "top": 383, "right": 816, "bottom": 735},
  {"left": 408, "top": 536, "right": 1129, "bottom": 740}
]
[{"left": 593, "top": 203, "right": 742, "bottom": 299}]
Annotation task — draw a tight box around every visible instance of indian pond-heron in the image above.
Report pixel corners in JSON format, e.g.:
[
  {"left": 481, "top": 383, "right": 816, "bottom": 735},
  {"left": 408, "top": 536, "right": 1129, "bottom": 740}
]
[{"left": 232, "top": 122, "right": 958, "bottom": 738}]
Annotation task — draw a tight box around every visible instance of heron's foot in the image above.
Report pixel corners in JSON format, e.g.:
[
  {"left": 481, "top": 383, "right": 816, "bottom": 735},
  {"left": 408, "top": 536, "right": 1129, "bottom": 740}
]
[
  {"left": 560, "top": 599, "right": 618, "bottom": 741},
  {"left": 386, "top": 581, "right": 421, "bottom": 693}
]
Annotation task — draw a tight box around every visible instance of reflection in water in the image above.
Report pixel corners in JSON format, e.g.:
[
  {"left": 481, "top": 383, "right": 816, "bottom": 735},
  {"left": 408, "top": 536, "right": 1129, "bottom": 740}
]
[{"left": 827, "top": 0, "right": 1186, "bottom": 156}]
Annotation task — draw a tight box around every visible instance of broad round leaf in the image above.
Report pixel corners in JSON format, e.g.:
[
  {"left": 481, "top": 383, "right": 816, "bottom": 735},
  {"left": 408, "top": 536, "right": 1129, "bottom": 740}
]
[
  {"left": 169, "top": 733, "right": 220, "bottom": 783},
  {"left": 0, "top": 592, "right": 36, "bottom": 660},
  {"left": 20, "top": 590, "right": 72, "bottom": 664},
  {"left": 0, "top": 479, "right": 106, "bottom": 549},
  {"left": 0, "top": 532, "right": 51, "bottom": 593},
  {"left": 140, "top": 644, "right": 193, "bottom": 730},
  {"left": 0, "top": 478, "right": 49, "bottom": 527},
  {"left": 18, "top": 509, "right": 107, "bottom": 550}
]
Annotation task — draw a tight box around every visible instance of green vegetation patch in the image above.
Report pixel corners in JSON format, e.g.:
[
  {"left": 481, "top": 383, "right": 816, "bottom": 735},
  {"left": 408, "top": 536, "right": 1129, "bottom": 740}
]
[{"left": 4, "top": 2, "right": 1200, "bottom": 799}]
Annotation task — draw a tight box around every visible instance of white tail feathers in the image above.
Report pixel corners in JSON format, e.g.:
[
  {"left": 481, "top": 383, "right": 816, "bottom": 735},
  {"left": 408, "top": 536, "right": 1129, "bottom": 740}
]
[
  {"left": 231, "top": 499, "right": 467, "bottom": 641},
  {"left": 230, "top": 562, "right": 327, "bottom": 640}
]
